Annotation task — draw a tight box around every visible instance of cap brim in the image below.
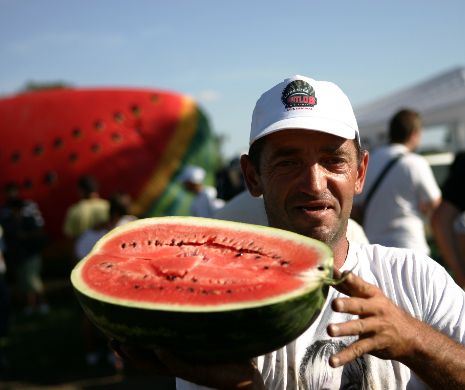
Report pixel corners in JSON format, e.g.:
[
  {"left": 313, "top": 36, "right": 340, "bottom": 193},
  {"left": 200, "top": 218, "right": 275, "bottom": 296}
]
[{"left": 250, "top": 116, "right": 358, "bottom": 145}]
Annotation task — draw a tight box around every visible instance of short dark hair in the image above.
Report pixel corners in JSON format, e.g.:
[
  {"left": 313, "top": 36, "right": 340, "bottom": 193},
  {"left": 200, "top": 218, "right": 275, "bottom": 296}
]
[
  {"left": 388, "top": 109, "right": 421, "bottom": 143},
  {"left": 248, "top": 135, "right": 364, "bottom": 172},
  {"left": 78, "top": 175, "right": 99, "bottom": 195},
  {"left": 109, "top": 192, "right": 131, "bottom": 217}
]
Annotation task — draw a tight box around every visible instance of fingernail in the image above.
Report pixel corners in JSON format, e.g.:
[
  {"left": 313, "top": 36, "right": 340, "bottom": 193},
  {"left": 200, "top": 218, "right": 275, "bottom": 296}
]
[
  {"left": 330, "top": 356, "right": 340, "bottom": 367},
  {"left": 329, "top": 324, "right": 339, "bottom": 335}
]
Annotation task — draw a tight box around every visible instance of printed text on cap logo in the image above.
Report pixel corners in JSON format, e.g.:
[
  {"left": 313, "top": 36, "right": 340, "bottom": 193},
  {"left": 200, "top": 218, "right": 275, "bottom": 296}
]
[{"left": 281, "top": 80, "right": 317, "bottom": 109}]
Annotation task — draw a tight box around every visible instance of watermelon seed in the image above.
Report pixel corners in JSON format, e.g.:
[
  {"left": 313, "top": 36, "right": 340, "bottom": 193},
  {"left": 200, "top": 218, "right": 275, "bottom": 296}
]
[
  {"left": 263, "top": 266, "right": 270, "bottom": 270},
  {"left": 143, "top": 274, "right": 148, "bottom": 279},
  {"left": 226, "top": 289, "right": 233, "bottom": 294},
  {"left": 166, "top": 275, "right": 177, "bottom": 281},
  {"left": 11, "top": 151, "right": 21, "bottom": 163},
  {"left": 191, "top": 277, "right": 198, "bottom": 283},
  {"left": 69, "top": 153, "right": 78, "bottom": 163},
  {"left": 235, "top": 252, "right": 243, "bottom": 257},
  {"left": 201, "top": 289, "right": 209, "bottom": 295},
  {"left": 131, "top": 242, "right": 137, "bottom": 248},
  {"left": 111, "top": 132, "right": 122, "bottom": 142},
  {"left": 53, "top": 137, "right": 64, "bottom": 149},
  {"left": 255, "top": 255, "right": 262, "bottom": 260},
  {"left": 134, "top": 285, "right": 140, "bottom": 289},
  {"left": 131, "top": 105, "right": 141, "bottom": 117},
  {"left": 318, "top": 266, "right": 324, "bottom": 271},
  {"left": 44, "top": 171, "right": 57, "bottom": 185},
  {"left": 33, "top": 144, "right": 44, "bottom": 156},
  {"left": 72, "top": 128, "right": 82, "bottom": 138},
  {"left": 94, "top": 120, "right": 105, "bottom": 131},
  {"left": 155, "top": 240, "right": 161, "bottom": 246},
  {"left": 113, "top": 112, "right": 124, "bottom": 123},
  {"left": 187, "top": 287, "right": 195, "bottom": 293},
  {"left": 121, "top": 243, "right": 127, "bottom": 249},
  {"left": 147, "top": 240, "right": 152, "bottom": 245},
  {"left": 280, "top": 261, "right": 290, "bottom": 267}
]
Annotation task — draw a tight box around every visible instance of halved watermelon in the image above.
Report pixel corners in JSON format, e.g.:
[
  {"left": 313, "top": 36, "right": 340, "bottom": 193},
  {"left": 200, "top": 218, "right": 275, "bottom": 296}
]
[{"left": 70, "top": 216, "right": 333, "bottom": 361}]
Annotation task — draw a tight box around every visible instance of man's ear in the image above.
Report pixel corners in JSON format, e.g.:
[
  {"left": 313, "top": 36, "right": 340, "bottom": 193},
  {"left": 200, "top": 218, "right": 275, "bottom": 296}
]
[
  {"left": 355, "top": 150, "right": 369, "bottom": 194},
  {"left": 240, "top": 154, "right": 263, "bottom": 197}
]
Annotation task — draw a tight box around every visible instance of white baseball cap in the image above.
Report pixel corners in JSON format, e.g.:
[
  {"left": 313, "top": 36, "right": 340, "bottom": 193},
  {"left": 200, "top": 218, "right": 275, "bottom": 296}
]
[
  {"left": 181, "top": 165, "right": 206, "bottom": 185},
  {"left": 250, "top": 75, "right": 360, "bottom": 146}
]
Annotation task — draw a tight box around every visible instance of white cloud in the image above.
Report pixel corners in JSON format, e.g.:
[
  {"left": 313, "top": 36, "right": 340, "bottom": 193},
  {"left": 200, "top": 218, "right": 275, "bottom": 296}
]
[{"left": 196, "top": 89, "right": 222, "bottom": 103}]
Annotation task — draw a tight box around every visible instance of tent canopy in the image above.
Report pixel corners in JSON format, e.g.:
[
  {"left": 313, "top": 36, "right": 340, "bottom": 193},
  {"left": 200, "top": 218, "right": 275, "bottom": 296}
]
[{"left": 355, "top": 66, "right": 465, "bottom": 151}]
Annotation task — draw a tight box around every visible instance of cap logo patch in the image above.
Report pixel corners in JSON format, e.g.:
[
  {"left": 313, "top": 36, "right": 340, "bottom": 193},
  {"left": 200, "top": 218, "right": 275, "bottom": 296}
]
[{"left": 281, "top": 80, "right": 317, "bottom": 109}]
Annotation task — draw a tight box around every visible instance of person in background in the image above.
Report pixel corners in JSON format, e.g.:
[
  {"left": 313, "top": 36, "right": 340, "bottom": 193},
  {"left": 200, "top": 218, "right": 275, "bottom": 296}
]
[
  {"left": 0, "top": 182, "right": 48, "bottom": 316},
  {"left": 114, "top": 75, "right": 465, "bottom": 389},
  {"left": 75, "top": 192, "right": 136, "bottom": 368},
  {"left": 352, "top": 108, "right": 441, "bottom": 255},
  {"left": 181, "top": 165, "right": 225, "bottom": 218},
  {"left": 63, "top": 175, "right": 109, "bottom": 261},
  {"left": 431, "top": 151, "right": 465, "bottom": 287},
  {"left": 75, "top": 192, "right": 137, "bottom": 260},
  {"left": 0, "top": 226, "right": 10, "bottom": 372}
]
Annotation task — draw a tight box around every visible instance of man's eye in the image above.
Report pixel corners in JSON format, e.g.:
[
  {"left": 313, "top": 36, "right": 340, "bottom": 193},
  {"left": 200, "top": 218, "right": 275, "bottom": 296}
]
[
  {"left": 276, "top": 160, "right": 297, "bottom": 167},
  {"left": 324, "top": 157, "right": 346, "bottom": 165}
]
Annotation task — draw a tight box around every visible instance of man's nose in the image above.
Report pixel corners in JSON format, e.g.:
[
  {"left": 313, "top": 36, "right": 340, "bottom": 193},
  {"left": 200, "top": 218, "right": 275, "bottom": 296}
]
[{"left": 299, "top": 163, "right": 326, "bottom": 194}]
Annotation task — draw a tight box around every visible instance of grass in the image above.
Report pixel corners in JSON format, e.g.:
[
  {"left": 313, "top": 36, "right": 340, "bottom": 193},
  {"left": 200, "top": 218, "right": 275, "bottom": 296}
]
[{"left": 0, "top": 277, "right": 176, "bottom": 389}]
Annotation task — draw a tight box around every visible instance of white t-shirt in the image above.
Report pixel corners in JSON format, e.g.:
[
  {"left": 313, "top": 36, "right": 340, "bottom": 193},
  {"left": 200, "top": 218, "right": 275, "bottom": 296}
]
[
  {"left": 191, "top": 186, "right": 225, "bottom": 218},
  {"left": 355, "top": 144, "right": 441, "bottom": 254},
  {"left": 214, "top": 190, "right": 369, "bottom": 245},
  {"left": 177, "top": 243, "right": 465, "bottom": 389}
]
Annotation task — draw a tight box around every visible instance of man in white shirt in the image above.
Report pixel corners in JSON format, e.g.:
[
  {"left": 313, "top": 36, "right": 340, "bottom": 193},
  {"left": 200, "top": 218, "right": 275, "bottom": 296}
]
[
  {"left": 114, "top": 75, "right": 465, "bottom": 389},
  {"left": 181, "top": 165, "right": 225, "bottom": 218},
  {"left": 353, "top": 109, "right": 441, "bottom": 254}
]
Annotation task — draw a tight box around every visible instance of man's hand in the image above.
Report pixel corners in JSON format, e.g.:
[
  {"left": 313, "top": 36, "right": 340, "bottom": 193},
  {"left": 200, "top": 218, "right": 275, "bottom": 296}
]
[
  {"left": 326, "top": 270, "right": 465, "bottom": 388},
  {"left": 327, "top": 270, "right": 422, "bottom": 367},
  {"left": 111, "top": 340, "right": 265, "bottom": 390}
]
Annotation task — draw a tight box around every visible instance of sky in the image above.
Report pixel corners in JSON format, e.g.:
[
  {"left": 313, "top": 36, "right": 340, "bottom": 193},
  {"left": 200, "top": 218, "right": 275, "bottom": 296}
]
[{"left": 1, "top": 0, "right": 465, "bottom": 159}]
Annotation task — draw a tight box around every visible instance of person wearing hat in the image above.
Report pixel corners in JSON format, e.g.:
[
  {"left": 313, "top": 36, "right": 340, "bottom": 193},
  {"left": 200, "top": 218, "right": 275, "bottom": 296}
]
[
  {"left": 113, "top": 76, "right": 465, "bottom": 389},
  {"left": 181, "top": 165, "right": 225, "bottom": 218}
]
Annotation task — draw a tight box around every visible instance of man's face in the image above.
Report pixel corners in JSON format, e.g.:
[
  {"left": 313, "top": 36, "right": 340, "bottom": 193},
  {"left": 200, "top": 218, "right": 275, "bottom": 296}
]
[{"left": 242, "top": 129, "right": 367, "bottom": 249}]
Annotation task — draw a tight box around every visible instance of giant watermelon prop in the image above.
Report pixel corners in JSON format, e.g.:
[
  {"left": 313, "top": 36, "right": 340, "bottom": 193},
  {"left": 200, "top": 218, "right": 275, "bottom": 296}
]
[
  {"left": 0, "top": 88, "right": 220, "bottom": 241},
  {"left": 70, "top": 216, "right": 333, "bottom": 361}
]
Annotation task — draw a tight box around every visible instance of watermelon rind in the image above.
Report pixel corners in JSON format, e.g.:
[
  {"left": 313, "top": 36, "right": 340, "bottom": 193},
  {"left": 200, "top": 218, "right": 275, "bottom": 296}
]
[{"left": 70, "top": 216, "right": 333, "bottom": 362}]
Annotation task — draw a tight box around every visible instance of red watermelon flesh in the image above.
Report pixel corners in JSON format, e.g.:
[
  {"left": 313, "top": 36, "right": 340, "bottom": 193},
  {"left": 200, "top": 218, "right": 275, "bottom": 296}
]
[{"left": 74, "top": 217, "right": 332, "bottom": 309}]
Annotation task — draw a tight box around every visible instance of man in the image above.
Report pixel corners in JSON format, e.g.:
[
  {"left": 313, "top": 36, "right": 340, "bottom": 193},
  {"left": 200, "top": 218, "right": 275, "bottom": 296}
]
[
  {"left": 62, "top": 175, "right": 109, "bottom": 261},
  {"left": 353, "top": 109, "right": 441, "bottom": 255},
  {"left": 0, "top": 183, "right": 49, "bottom": 315},
  {"left": 431, "top": 151, "right": 465, "bottom": 287},
  {"left": 115, "top": 75, "right": 465, "bottom": 389},
  {"left": 181, "top": 165, "right": 225, "bottom": 218}
]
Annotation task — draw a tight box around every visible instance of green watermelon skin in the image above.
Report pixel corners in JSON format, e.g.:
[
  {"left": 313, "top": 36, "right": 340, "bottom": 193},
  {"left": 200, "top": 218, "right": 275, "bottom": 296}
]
[
  {"left": 70, "top": 217, "right": 333, "bottom": 362},
  {"left": 74, "top": 281, "right": 327, "bottom": 362}
]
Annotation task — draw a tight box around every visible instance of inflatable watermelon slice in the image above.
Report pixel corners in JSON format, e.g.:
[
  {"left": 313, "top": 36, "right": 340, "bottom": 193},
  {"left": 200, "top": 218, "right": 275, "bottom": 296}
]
[
  {"left": 70, "top": 216, "right": 333, "bottom": 362},
  {"left": 0, "top": 88, "right": 220, "bottom": 240}
]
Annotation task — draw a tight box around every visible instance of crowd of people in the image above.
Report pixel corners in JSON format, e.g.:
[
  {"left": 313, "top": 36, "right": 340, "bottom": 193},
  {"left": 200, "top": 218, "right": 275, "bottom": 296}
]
[{"left": 1, "top": 74, "right": 465, "bottom": 388}]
